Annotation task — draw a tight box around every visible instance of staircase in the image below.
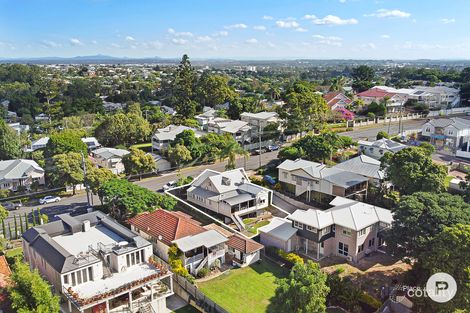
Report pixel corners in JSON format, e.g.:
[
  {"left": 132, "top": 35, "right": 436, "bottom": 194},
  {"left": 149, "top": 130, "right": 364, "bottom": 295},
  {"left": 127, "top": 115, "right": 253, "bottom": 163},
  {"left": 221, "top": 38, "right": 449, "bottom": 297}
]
[
  {"left": 194, "top": 255, "right": 209, "bottom": 274},
  {"left": 231, "top": 213, "right": 245, "bottom": 230},
  {"left": 138, "top": 303, "right": 153, "bottom": 313},
  {"left": 88, "top": 244, "right": 113, "bottom": 278}
]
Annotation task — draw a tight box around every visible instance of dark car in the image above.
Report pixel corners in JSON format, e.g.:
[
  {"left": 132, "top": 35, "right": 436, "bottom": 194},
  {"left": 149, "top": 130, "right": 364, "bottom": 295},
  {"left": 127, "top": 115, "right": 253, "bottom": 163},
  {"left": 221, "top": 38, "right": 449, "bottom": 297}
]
[
  {"left": 2, "top": 201, "right": 22, "bottom": 211},
  {"left": 263, "top": 175, "right": 276, "bottom": 186}
]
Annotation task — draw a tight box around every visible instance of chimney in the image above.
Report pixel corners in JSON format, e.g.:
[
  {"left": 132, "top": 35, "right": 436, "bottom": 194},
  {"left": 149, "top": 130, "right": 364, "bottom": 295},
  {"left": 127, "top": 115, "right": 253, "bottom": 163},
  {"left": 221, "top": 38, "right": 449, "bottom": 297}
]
[{"left": 82, "top": 220, "right": 91, "bottom": 232}]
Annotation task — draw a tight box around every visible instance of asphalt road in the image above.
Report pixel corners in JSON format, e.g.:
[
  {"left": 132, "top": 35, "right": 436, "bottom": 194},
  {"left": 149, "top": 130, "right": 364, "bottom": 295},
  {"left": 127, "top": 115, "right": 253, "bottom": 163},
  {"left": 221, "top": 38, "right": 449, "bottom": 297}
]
[{"left": 0, "top": 118, "right": 446, "bottom": 228}]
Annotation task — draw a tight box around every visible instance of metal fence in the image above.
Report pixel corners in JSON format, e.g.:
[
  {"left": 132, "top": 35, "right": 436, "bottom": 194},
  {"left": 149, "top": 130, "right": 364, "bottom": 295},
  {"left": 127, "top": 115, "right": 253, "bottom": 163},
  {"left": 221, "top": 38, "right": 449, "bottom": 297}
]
[{"left": 174, "top": 275, "right": 229, "bottom": 313}]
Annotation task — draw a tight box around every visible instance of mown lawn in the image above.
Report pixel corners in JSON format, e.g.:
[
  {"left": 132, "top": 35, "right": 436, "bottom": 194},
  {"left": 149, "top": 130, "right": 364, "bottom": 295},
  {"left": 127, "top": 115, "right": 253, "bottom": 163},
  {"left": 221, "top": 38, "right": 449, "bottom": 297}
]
[{"left": 198, "top": 260, "right": 287, "bottom": 313}]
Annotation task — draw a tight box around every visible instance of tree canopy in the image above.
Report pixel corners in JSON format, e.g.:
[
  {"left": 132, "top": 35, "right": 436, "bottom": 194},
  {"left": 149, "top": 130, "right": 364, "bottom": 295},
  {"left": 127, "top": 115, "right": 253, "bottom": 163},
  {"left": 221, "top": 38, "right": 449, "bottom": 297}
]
[
  {"left": 44, "top": 129, "right": 88, "bottom": 158},
  {"left": 271, "top": 261, "right": 329, "bottom": 313},
  {"left": 122, "top": 147, "right": 156, "bottom": 179},
  {"left": 0, "top": 119, "right": 22, "bottom": 160},
  {"left": 48, "top": 152, "right": 91, "bottom": 194}
]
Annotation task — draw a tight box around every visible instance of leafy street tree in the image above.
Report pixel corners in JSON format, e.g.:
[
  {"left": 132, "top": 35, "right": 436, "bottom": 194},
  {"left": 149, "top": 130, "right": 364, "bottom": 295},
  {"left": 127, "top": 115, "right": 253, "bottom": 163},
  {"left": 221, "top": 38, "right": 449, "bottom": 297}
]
[
  {"left": 418, "top": 224, "right": 470, "bottom": 313},
  {"left": 85, "top": 167, "right": 116, "bottom": 197},
  {"left": 417, "top": 142, "right": 435, "bottom": 156},
  {"left": 200, "top": 133, "right": 228, "bottom": 162},
  {"left": 172, "top": 54, "right": 197, "bottom": 119},
  {"left": 381, "top": 147, "right": 447, "bottom": 195},
  {"left": 168, "top": 144, "right": 192, "bottom": 168},
  {"left": 172, "top": 129, "right": 202, "bottom": 160},
  {"left": 271, "top": 261, "right": 329, "bottom": 313},
  {"left": 122, "top": 147, "right": 156, "bottom": 179},
  {"left": 278, "top": 146, "right": 304, "bottom": 160},
  {"left": 98, "top": 178, "right": 176, "bottom": 221},
  {"left": 49, "top": 152, "right": 91, "bottom": 194},
  {"left": 94, "top": 112, "right": 152, "bottom": 147},
  {"left": 196, "top": 72, "right": 236, "bottom": 108},
  {"left": 44, "top": 129, "right": 88, "bottom": 158},
  {"left": 219, "top": 137, "right": 249, "bottom": 170},
  {"left": 280, "top": 81, "right": 329, "bottom": 133},
  {"left": 351, "top": 65, "right": 375, "bottom": 92},
  {"left": 376, "top": 131, "right": 389, "bottom": 140},
  {"left": 9, "top": 261, "right": 60, "bottom": 313},
  {"left": 0, "top": 119, "right": 22, "bottom": 160},
  {"left": 385, "top": 192, "right": 470, "bottom": 261},
  {"left": 0, "top": 204, "right": 8, "bottom": 222}
]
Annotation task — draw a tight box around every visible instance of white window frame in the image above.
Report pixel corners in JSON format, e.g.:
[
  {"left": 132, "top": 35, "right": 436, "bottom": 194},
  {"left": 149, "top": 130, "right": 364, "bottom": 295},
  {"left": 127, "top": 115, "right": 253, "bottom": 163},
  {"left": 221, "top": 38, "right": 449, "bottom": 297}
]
[
  {"left": 306, "top": 225, "right": 317, "bottom": 233},
  {"left": 338, "top": 242, "right": 349, "bottom": 256},
  {"left": 358, "top": 228, "right": 366, "bottom": 237},
  {"left": 293, "top": 221, "right": 303, "bottom": 230},
  {"left": 342, "top": 228, "right": 352, "bottom": 237}
]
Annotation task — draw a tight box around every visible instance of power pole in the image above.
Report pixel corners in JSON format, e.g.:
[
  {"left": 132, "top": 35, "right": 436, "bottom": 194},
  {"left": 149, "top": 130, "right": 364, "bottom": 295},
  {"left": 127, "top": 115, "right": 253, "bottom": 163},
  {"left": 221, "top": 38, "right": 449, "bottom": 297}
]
[
  {"left": 258, "top": 123, "right": 262, "bottom": 168},
  {"left": 81, "top": 152, "right": 92, "bottom": 207}
]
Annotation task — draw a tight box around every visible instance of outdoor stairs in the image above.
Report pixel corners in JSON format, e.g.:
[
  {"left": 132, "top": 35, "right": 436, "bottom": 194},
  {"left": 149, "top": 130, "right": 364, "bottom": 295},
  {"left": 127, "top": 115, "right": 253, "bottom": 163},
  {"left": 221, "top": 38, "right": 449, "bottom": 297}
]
[
  {"left": 231, "top": 213, "right": 245, "bottom": 231},
  {"left": 88, "top": 245, "right": 113, "bottom": 278},
  {"left": 195, "top": 255, "right": 209, "bottom": 274},
  {"left": 138, "top": 303, "right": 153, "bottom": 313}
]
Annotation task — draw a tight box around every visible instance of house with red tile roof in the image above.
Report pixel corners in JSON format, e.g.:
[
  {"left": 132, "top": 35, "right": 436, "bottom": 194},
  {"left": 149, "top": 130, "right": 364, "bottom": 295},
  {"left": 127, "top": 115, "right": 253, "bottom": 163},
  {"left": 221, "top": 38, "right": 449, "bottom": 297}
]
[
  {"left": 323, "top": 92, "right": 352, "bottom": 111},
  {"left": 356, "top": 87, "right": 406, "bottom": 113},
  {"left": 0, "top": 255, "right": 13, "bottom": 313}
]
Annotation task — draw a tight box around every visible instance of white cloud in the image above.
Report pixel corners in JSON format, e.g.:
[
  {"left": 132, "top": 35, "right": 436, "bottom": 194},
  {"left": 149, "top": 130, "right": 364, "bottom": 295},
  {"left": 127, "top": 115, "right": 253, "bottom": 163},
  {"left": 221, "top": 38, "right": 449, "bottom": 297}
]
[
  {"left": 303, "top": 14, "right": 317, "bottom": 20},
  {"left": 253, "top": 25, "right": 267, "bottom": 31},
  {"left": 224, "top": 23, "right": 248, "bottom": 29},
  {"left": 125, "top": 36, "right": 135, "bottom": 42},
  {"left": 213, "top": 31, "right": 229, "bottom": 37},
  {"left": 245, "top": 38, "right": 258, "bottom": 44},
  {"left": 41, "top": 40, "right": 61, "bottom": 48},
  {"left": 195, "top": 35, "right": 212, "bottom": 43},
  {"left": 263, "top": 15, "right": 274, "bottom": 20},
  {"left": 312, "top": 15, "right": 358, "bottom": 25},
  {"left": 339, "top": 0, "right": 347, "bottom": 3},
  {"left": 142, "top": 40, "right": 163, "bottom": 49},
  {"left": 313, "top": 35, "right": 343, "bottom": 46},
  {"left": 276, "top": 19, "right": 300, "bottom": 28},
  {"left": 91, "top": 40, "right": 98, "bottom": 44},
  {"left": 171, "top": 38, "right": 188, "bottom": 45},
  {"left": 366, "top": 9, "right": 411, "bottom": 18},
  {"left": 69, "top": 38, "right": 84, "bottom": 46},
  {"left": 381, "top": 34, "right": 391, "bottom": 39},
  {"left": 295, "top": 27, "right": 308, "bottom": 32},
  {"left": 440, "top": 18, "right": 456, "bottom": 24},
  {"left": 168, "top": 28, "right": 193, "bottom": 37}
]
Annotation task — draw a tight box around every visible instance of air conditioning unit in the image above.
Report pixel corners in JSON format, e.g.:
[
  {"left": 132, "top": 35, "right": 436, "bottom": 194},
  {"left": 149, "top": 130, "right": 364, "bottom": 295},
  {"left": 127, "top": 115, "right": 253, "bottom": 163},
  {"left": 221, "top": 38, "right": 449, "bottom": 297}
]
[{"left": 346, "top": 256, "right": 353, "bottom": 262}]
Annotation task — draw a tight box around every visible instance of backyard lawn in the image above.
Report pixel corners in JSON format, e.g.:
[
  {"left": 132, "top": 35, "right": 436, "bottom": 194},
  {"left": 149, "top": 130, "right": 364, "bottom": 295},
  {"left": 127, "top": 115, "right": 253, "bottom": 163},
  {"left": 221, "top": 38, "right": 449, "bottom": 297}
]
[{"left": 198, "top": 260, "right": 287, "bottom": 313}]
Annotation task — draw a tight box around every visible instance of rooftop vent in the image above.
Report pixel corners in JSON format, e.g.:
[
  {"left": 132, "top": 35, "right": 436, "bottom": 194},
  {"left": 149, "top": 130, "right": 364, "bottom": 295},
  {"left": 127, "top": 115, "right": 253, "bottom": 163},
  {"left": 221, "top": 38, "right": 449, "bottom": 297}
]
[{"left": 82, "top": 220, "right": 91, "bottom": 232}]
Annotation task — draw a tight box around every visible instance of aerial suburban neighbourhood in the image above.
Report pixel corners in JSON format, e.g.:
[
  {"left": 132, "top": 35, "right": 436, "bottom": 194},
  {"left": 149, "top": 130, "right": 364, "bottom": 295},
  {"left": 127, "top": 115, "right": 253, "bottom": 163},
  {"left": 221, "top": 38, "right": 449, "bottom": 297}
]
[{"left": 0, "top": 1, "right": 470, "bottom": 313}]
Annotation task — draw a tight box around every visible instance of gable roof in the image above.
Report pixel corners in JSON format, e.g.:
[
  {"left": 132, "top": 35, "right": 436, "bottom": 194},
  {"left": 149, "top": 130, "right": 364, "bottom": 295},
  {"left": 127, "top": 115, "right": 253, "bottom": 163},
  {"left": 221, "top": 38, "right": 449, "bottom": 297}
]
[
  {"left": 333, "top": 155, "right": 384, "bottom": 180},
  {"left": 257, "top": 217, "right": 298, "bottom": 241},
  {"left": 92, "top": 147, "right": 130, "bottom": 160},
  {"left": 357, "top": 89, "right": 395, "bottom": 98},
  {"left": 358, "top": 138, "right": 406, "bottom": 152},
  {"left": 0, "top": 159, "right": 44, "bottom": 181},
  {"left": 172, "top": 229, "right": 228, "bottom": 252},
  {"left": 227, "top": 234, "right": 263, "bottom": 254},
  {"left": 128, "top": 209, "right": 206, "bottom": 246},
  {"left": 426, "top": 117, "right": 470, "bottom": 130},
  {"left": 240, "top": 111, "right": 278, "bottom": 120}
]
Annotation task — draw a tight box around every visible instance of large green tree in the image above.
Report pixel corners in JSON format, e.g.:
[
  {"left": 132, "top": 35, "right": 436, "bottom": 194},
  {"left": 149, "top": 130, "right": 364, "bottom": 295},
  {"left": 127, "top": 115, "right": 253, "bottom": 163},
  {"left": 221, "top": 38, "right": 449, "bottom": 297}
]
[
  {"left": 195, "top": 72, "right": 236, "bottom": 108},
  {"left": 122, "top": 147, "right": 156, "bottom": 179},
  {"left": 172, "top": 129, "right": 202, "bottom": 160},
  {"left": 351, "top": 65, "right": 375, "bottom": 92},
  {"left": 48, "top": 152, "right": 91, "bottom": 194},
  {"left": 385, "top": 192, "right": 470, "bottom": 261},
  {"left": 280, "top": 81, "right": 329, "bottom": 133},
  {"left": 94, "top": 111, "right": 152, "bottom": 146},
  {"left": 167, "top": 144, "right": 192, "bottom": 168},
  {"left": 418, "top": 224, "right": 470, "bottom": 313},
  {"left": 381, "top": 147, "right": 447, "bottom": 195},
  {"left": 271, "top": 261, "right": 329, "bottom": 313},
  {"left": 44, "top": 129, "right": 88, "bottom": 158},
  {"left": 219, "top": 136, "right": 249, "bottom": 170},
  {"left": 172, "top": 54, "right": 197, "bottom": 119},
  {"left": 85, "top": 167, "right": 116, "bottom": 197},
  {"left": 0, "top": 119, "right": 22, "bottom": 160},
  {"left": 9, "top": 261, "right": 60, "bottom": 313},
  {"left": 98, "top": 178, "right": 176, "bottom": 221}
]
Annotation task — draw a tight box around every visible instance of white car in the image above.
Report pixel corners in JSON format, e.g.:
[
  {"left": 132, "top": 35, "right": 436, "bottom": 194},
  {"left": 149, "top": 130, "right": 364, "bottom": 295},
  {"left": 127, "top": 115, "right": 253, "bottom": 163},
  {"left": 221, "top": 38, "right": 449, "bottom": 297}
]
[
  {"left": 39, "top": 196, "right": 61, "bottom": 205},
  {"left": 162, "top": 181, "right": 177, "bottom": 191}
]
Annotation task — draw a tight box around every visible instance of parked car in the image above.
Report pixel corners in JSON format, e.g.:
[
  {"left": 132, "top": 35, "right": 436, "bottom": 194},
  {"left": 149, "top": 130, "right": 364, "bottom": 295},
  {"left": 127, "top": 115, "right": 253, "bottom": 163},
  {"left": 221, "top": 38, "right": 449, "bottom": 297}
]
[
  {"left": 267, "top": 144, "right": 280, "bottom": 152},
  {"left": 253, "top": 149, "right": 267, "bottom": 155},
  {"left": 39, "top": 196, "right": 61, "bottom": 205},
  {"left": 2, "top": 201, "right": 22, "bottom": 211},
  {"left": 263, "top": 175, "right": 276, "bottom": 186},
  {"left": 162, "top": 181, "right": 177, "bottom": 191}
]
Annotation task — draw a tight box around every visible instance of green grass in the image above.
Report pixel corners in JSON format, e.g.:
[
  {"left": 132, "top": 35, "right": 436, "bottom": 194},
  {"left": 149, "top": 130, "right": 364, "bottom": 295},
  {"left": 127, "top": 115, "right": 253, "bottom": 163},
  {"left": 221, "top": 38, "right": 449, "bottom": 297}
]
[
  {"left": 246, "top": 220, "right": 270, "bottom": 234},
  {"left": 172, "top": 305, "right": 201, "bottom": 313},
  {"left": 198, "top": 260, "right": 287, "bottom": 313},
  {"left": 5, "top": 247, "right": 22, "bottom": 259}
]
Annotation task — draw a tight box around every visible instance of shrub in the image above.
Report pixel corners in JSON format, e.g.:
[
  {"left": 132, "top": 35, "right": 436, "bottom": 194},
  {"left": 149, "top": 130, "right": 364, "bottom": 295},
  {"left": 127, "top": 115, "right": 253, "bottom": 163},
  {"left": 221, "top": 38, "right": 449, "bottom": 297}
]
[
  {"left": 335, "top": 266, "right": 345, "bottom": 274},
  {"left": 359, "top": 292, "right": 382, "bottom": 309},
  {"left": 277, "top": 249, "right": 304, "bottom": 264},
  {"left": 197, "top": 267, "right": 210, "bottom": 278}
]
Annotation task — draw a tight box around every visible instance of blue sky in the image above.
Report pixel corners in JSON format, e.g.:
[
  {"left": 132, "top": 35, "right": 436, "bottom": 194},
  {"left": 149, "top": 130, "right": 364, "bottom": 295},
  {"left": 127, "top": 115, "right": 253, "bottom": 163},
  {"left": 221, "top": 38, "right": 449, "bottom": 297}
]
[{"left": 1, "top": 0, "right": 469, "bottom": 59}]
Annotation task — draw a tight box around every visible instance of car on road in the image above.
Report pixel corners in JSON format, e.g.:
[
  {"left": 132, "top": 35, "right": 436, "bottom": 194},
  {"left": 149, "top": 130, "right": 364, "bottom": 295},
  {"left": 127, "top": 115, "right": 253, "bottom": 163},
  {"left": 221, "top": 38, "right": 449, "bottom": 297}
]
[
  {"left": 162, "top": 181, "right": 177, "bottom": 191},
  {"left": 267, "top": 144, "right": 280, "bottom": 152},
  {"left": 39, "top": 196, "right": 61, "bottom": 205},
  {"left": 2, "top": 201, "right": 22, "bottom": 211},
  {"left": 253, "top": 148, "right": 267, "bottom": 155}
]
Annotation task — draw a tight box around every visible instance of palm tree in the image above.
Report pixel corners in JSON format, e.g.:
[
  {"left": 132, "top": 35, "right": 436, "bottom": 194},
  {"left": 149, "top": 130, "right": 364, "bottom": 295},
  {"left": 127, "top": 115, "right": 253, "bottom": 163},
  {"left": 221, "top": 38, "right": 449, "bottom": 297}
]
[
  {"left": 329, "top": 76, "right": 346, "bottom": 92},
  {"left": 219, "top": 140, "right": 249, "bottom": 170}
]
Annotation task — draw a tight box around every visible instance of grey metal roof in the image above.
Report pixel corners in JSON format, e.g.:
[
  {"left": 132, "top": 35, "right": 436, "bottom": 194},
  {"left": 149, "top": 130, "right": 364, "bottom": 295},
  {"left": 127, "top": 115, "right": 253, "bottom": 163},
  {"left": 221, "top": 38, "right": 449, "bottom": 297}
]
[
  {"left": 321, "top": 168, "right": 368, "bottom": 188},
  {"left": 258, "top": 217, "right": 297, "bottom": 241},
  {"left": 22, "top": 211, "right": 151, "bottom": 274},
  {"left": 93, "top": 147, "right": 129, "bottom": 160},
  {"left": 172, "top": 229, "right": 228, "bottom": 252},
  {"left": 0, "top": 159, "right": 44, "bottom": 180},
  {"left": 333, "top": 155, "right": 385, "bottom": 180},
  {"left": 223, "top": 193, "right": 255, "bottom": 206}
]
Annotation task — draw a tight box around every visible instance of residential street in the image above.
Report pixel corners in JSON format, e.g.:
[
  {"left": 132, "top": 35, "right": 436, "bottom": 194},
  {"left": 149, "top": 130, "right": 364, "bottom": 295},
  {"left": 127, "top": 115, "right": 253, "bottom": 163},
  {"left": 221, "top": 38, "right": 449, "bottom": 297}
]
[{"left": 1, "top": 118, "right": 457, "bottom": 227}]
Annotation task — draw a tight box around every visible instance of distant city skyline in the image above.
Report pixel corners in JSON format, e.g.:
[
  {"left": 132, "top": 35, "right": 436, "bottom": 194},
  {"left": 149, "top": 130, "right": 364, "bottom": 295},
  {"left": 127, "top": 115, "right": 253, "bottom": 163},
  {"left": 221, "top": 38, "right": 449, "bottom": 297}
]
[{"left": 1, "top": 0, "right": 469, "bottom": 60}]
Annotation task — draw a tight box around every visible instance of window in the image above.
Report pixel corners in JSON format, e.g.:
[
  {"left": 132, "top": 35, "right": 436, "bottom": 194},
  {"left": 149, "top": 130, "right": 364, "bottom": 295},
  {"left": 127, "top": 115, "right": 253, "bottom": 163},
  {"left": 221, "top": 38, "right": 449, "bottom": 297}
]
[
  {"left": 358, "top": 244, "right": 364, "bottom": 253},
  {"left": 77, "top": 270, "right": 82, "bottom": 284},
  {"left": 369, "top": 238, "right": 375, "bottom": 247},
  {"left": 332, "top": 225, "right": 336, "bottom": 232},
  {"left": 126, "top": 254, "right": 130, "bottom": 267},
  {"left": 448, "top": 130, "right": 454, "bottom": 135},
  {"left": 338, "top": 242, "right": 349, "bottom": 256},
  {"left": 358, "top": 228, "right": 366, "bottom": 237},
  {"left": 88, "top": 267, "right": 93, "bottom": 281},
  {"left": 342, "top": 228, "right": 352, "bottom": 237},
  {"left": 283, "top": 172, "right": 288, "bottom": 179},
  {"left": 141, "top": 250, "right": 145, "bottom": 263},
  {"left": 82, "top": 269, "right": 88, "bottom": 283},
  {"left": 306, "top": 225, "right": 317, "bottom": 233},
  {"left": 71, "top": 272, "right": 76, "bottom": 286},
  {"left": 293, "top": 221, "right": 303, "bottom": 229},
  {"left": 64, "top": 275, "right": 69, "bottom": 284}
]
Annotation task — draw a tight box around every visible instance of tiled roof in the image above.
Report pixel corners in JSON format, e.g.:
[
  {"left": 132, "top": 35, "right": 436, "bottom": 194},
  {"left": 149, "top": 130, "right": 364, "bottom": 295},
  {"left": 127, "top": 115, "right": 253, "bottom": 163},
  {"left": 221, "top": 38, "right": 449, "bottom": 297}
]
[
  {"left": 128, "top": 209, "right": 206, "bottom": 245},
  {"left": 0, "top": 255, "right": 11, "bottom": 288},
  {"left": 227, "top": 234, "right": 263, "bottom": 254},
  {"left": 357, "top": 89, "right": 395, "bottom": 98},
  {"left": 323, "top": 92, "right": 341, "bottom": 103}
]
